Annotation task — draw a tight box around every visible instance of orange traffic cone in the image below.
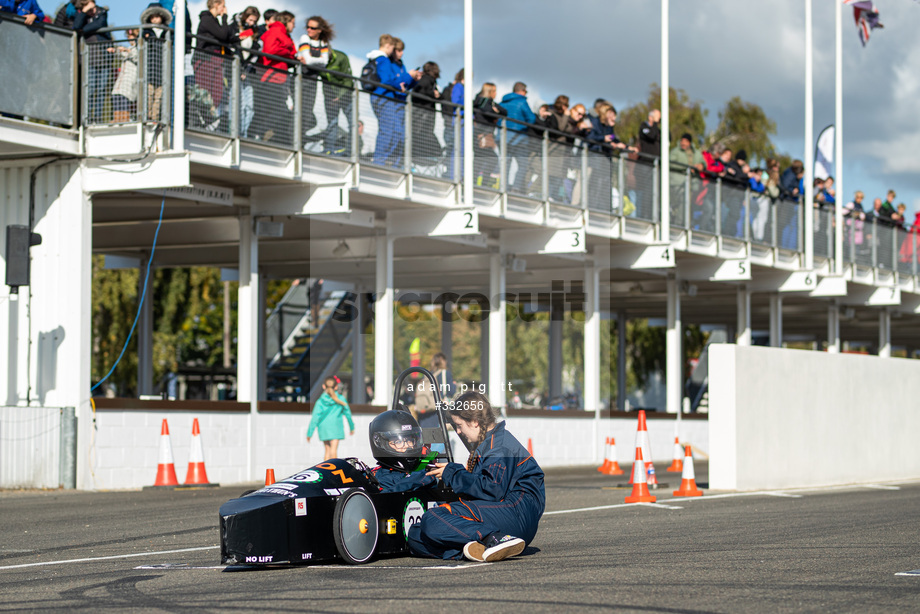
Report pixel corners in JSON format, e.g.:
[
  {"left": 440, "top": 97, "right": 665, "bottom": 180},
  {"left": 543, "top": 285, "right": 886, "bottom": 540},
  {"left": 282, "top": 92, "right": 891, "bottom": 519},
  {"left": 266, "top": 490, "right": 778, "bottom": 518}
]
[
  {"left": 151, "top": 419, "right": 179, "bottom": 488},
  {"left": 666, "top": 436, "right": 684, "bottom": 473},
  {"left": 597, "top": 437, "right": 612, "bottom": 473},
  {"left": 598, "top": 438, "right": 624, "bottom": 475},
  {"left": 527, "top": 438, "right": 534, "bottom": 456},
  {"left": 181, "top": 418, "right": 219, "bottom": 487},
  {"left": 265, "top": 468, "right": 276, "bottom": 486},
  {"left": 673, "top": 445, "right": 703, "bottom": 497},
  {"left": 625, "top": 448, "right": 656, "bottom": 503},
  {"left": 629, "top": 410, "right": 658, "bottom": 486}
]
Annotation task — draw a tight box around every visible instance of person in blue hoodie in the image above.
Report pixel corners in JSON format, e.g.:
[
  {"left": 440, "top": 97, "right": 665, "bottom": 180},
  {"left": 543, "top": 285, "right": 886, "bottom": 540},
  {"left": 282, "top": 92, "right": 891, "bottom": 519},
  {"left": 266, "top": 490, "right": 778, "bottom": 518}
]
[
  {"left": 0, "top": 0, "right": 44, "bottom": 25},
  {"left": 372, "top": 37, "right": 420, "bottom": 168},
  {"left": 500, "top": 82, "right": 537, "bottom": 194},
  {"left": 409, "top": 391, "right": 545, "bottom": 563}
]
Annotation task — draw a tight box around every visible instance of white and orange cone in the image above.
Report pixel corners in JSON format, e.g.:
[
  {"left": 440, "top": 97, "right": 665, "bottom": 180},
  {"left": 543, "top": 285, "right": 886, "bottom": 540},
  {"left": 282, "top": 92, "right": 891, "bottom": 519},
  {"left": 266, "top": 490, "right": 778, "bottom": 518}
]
[
  {"left": 151, "top": 419, "right": 179, "bottom": 487},
  {"left": 598, "top": 437, "right": 625, "bottom": 475},
  {"left": 628, "top": 410, "right": 658, "bottom": 486},
  {"left": 265, "top": 468, "right": 276, "bottom": 486},
  {"left": 672, "top": 445, "right": 703, "bottom": 497},
  {"left": 666, "top": 436, "right": 684, "bottom": 473},
  {"left": 181, "top": 418, "right": 219, "bottom": 487},
  {"left": 625, "top": 448, "right": 656, "bottom": 503},
  {"left": 597, "top": 437, "right": 612, "bottom": 473}
]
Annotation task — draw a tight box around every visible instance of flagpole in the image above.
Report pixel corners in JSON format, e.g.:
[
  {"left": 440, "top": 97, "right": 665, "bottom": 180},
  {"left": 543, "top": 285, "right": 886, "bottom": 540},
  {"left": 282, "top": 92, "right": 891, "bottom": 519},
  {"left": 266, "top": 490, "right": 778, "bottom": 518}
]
[
  {"left": 835, "top": 0, "right": 844, "bottom": 276},
  {"left": 660, "top": 0, "right": 670, "bottom": 243},
  {"left": 803, "top": 0, "right": 814, "bottom": 270},
  {"left": 463, "top": 0, "right": 473, "bottom": 209}
]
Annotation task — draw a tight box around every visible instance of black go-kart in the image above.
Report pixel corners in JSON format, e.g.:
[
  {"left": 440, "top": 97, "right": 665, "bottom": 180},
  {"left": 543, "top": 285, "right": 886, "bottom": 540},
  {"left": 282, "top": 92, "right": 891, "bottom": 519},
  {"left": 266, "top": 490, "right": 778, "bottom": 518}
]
[{"left": 219, "top": 367, "right": 459, "bottom": 566}]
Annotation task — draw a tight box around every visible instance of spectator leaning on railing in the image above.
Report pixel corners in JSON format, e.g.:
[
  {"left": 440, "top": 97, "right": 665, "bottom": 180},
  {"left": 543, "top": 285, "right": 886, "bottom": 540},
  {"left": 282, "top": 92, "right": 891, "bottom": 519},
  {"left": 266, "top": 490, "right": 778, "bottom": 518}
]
[
  {"left": 410, "top": 61, "right": 441, "bottom": 166},
  {"left": 472, "top": 82, "right": 506, "bottom": 184},
  {"left": 53, "top": 0, "right": 76, "bottom": 28},
  {"left": 638, "top": 109, "right": 661, "bottom": 158},
  {"left": 74, "top": 0, "right": 111, "bottom": 124},
  {"left": 297, "top": 15, "right": 333, "bottom": 136},
  {"left": 372, "top": 37, "right": 421, "bottom": 168},
  {"left": 110, "top": 28, "right": 139, "bottom": 124},
  {"left": 258, "top": 10, "right": 296, "bottom": 144},
  {"left": 141, "top": 3, "right": 172, "bottom": 123},
  {"left": 0, "top": 0, "right": 44, "bottom": 25},
  {"left": 364, "top": 33, "right": 394, "bottom": 117},
  {"left": 195, "top": 0, "right": 239, "bottom": 127},
  {"left": 320, "top": 46, "right": 353, "bottom": 156},
  {"left": 232, "top": 5, "right": 261, "bottom": 139},
  {"left": 500, "top": 82, "right": 537, "bottom": 193}
]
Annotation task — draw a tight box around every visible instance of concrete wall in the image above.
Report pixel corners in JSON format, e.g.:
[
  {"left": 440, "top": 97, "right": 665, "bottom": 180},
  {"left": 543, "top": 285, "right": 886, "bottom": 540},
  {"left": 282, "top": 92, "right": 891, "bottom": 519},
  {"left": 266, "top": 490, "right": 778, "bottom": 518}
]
[
  {"left": 709, "top": 344, "right": 920, "bottom": 490},
  {"left": 86, "top": 409, "right": 709, "bottom": 490}
]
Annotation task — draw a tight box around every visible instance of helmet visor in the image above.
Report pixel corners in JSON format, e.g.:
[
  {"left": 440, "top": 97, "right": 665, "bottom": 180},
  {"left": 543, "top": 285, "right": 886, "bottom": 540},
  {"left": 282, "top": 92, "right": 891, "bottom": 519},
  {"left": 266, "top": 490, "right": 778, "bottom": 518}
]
[{"left": 373, "top": 427, "right": 423, "bottom": 456}]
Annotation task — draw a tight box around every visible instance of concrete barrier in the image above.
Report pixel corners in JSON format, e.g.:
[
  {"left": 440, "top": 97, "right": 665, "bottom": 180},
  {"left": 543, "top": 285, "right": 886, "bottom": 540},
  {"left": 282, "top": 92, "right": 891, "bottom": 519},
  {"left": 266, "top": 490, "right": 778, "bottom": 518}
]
[
  {"left": 81, "top": 405, "right": 708, "bottom": 490},
  {"left": 709, "top": 344, "right": 920, "bottom": 490}
]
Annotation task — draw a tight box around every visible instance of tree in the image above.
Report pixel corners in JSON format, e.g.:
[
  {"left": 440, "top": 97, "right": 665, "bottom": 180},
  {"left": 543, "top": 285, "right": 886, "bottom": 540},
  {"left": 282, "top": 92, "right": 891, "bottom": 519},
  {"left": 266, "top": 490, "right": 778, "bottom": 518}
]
[
  {"left": 707, "top": 96, "right": 778, "bottom": 165},
  {"left": 618, "top": 84, "right": 708, "bottom": 150}
]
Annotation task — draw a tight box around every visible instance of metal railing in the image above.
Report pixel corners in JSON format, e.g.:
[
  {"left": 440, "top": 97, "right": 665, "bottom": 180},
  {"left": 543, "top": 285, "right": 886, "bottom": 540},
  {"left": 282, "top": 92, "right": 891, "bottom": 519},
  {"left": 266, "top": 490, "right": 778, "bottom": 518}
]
[
  {"left": 83, "top": 25, "right": 172, "bottom": 126},
  {"left": 7, "top": 17, "right": 920, "bottom": 279}
]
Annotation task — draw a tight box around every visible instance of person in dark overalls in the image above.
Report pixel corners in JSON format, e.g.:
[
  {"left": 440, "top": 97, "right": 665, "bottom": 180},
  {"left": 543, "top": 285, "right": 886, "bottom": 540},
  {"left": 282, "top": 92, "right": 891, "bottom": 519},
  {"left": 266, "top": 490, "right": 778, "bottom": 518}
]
[{"left": 413, "top": 391, "right": 545, "bottom": 562}]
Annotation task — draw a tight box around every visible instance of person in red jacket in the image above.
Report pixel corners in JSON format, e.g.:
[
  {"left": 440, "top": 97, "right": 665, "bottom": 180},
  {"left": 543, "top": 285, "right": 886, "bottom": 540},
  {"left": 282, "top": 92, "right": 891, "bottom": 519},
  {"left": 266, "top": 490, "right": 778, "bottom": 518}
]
[
  {"left": 256, "top": 10, "right": 296, "bottom": 145},
  {"left": 693, "top": 142, "right": 726, "bottom": 230}
]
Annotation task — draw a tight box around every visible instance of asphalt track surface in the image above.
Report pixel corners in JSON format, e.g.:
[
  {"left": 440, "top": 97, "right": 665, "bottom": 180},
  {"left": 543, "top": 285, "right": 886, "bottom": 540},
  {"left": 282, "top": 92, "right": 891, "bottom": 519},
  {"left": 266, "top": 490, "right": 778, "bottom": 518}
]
[{"left": 1, "top": 463, "right": 919, "bottom": 613}]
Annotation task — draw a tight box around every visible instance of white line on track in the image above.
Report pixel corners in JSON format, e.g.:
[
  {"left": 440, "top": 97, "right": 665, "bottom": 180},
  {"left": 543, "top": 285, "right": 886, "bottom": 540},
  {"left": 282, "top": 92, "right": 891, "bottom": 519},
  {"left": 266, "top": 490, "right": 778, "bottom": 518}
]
[
  {"left": 895, "top": 570, "right": 920, "bottom": 577},
  {"left": 545, "top": 501, "right": 681, "bottom": 515},
  {"left": 321, "top": 563, "right": 491, "bottom": 570},
  {"left": 0, "top": 546, "right": 219, "bottom": 571},
  {"left": 863, "top": 484, "right": 901, "bottom": 490}
]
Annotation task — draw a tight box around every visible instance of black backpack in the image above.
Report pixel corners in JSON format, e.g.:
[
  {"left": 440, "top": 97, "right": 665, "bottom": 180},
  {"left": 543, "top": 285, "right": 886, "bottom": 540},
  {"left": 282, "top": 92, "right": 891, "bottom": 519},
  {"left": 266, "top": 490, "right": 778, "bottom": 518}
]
[
  {"left": 360, "top": 59, "right": 380, "bottom": 92},
  {"left": 440, "top": 82, "right": 455, "bottom": 116}
]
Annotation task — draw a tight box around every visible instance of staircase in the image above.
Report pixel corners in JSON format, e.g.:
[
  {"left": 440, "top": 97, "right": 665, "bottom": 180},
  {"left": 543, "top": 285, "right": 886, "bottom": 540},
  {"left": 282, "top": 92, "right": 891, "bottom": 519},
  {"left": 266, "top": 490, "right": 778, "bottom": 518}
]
[
  {"left": 685, "top": 330, "right": 726, "bottom": 412},
  {"left": 265, "top": 282, "right": 364, "bottom": 402}
]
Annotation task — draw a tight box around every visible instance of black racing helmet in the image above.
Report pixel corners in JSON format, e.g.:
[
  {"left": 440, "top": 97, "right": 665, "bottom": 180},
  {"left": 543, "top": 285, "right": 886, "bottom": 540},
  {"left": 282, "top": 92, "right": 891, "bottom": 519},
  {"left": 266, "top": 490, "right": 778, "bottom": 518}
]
[{"left": 369, "top": 409, "right": 424, "bottom": 472}]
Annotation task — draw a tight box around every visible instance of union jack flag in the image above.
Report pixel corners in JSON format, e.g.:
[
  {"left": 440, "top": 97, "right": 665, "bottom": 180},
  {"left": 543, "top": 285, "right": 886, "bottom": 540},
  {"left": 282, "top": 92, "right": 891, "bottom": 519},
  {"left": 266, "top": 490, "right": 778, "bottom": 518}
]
[{"left": 844, "top": 0, "right": 884, "bottom": 47}]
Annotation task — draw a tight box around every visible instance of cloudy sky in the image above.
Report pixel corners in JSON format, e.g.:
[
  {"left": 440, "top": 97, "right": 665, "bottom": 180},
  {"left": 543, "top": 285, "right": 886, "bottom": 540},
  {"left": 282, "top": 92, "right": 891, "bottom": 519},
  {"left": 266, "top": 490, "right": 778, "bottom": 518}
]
[{"left": 109, "top": 0, "right": 920, "bottom": 217}]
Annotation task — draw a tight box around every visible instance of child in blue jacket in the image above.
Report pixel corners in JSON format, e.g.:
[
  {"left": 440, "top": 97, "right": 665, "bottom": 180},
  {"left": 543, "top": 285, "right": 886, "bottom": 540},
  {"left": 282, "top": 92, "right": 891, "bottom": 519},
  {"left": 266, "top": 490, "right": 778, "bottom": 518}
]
[
  {"left": 368, "top": 409, "right": 437, "bottom": 492},
  {"left": 410, "top": 391, "right": 545, "bottom": 562}
]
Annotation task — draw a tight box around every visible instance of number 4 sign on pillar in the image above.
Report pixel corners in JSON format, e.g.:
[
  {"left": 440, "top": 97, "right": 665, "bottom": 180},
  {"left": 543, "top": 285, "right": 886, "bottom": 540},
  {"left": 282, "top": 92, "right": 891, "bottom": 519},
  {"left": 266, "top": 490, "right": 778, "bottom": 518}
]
[{"left": 631, "top": 244, "right": 675, "bottom": 269}]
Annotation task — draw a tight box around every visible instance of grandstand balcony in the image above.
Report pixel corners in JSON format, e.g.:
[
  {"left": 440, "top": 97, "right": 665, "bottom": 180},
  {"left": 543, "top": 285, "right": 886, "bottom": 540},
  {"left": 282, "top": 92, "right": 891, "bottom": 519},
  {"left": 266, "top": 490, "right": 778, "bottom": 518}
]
[{"left": 3, "top": 16, "right": 920, "bottom": 489}]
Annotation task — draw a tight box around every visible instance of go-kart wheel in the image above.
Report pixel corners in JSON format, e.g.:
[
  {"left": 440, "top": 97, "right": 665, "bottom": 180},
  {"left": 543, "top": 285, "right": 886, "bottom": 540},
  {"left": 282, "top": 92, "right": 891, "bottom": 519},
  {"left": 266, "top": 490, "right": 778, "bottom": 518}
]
[{"left": 333, "top": 488, "right": 379, "bottom": 564}]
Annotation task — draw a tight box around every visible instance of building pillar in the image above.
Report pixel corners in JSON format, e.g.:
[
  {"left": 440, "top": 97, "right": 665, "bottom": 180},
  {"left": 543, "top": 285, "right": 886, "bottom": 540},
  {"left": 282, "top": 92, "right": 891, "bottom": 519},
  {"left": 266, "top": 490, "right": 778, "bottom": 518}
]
[
  {"left": 827, "top": 301, "right": 840, "bottom": 353},
  {"left": 878, "top": 308, "right": 891, "bottom": 358},
  {"left": 548, "top": 309, "right": 563, "bottom": 400},
  {"left": 769, "top": 293, "right": 783, "bottom": 348},
  {"left": 351, "top": 287, "right": 366, "bottom": 404},
  {"left": 585, "top": 265, "right": 600, "bottom": 459},
  {"left": 373, "top": 233, "right": 394, "bottom": 406},
  {"left": 666, "top": 276, "right": 682, "bottom": 414},
  {"left": 736, "top": 285, "right": 752, "bottom": 346},
  {"left": 137, "top": 253, "right": 154, "bottom": 396},
  {"left": 584, "top": 266, "right": 600, "bottom": 415},
  {"left": 441, "top": 300, "right": 453, "bottom": 368},
  {"left": 479, "top": 309, "right": 489, "bottom": 388},
  {"left": 617, "top": 311, "right": 627, "bottom": 412},
  {"left": 488, "top": 253, "right": 507, "bottom": 411},
  {"left": 238, "top": 213, "right": 260, "bottom": 481}
]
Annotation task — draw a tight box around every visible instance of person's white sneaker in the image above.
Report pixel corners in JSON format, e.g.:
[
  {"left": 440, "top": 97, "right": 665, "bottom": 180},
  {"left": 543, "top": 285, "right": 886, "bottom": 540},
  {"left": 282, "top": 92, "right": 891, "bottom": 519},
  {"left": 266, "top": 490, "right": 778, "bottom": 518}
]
[
  {"left": 462, "top": 541, "right": 486, "bottom": 562},
  {"left": 480, "top": 534, "right": 525, "bottom": 562}
]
